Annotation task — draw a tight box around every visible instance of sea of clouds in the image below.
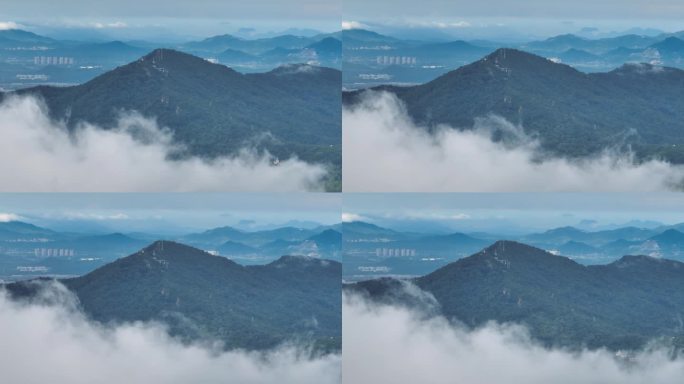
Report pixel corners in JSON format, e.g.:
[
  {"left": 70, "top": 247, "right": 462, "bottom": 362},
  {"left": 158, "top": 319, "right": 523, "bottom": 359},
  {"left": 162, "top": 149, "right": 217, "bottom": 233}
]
[
  {"left": 0, "top": 95, "right": 326, "bottom": 192},
  {"left": 343, "top": 290, "right": 684, "bottom": 384},
  {"left": 0, "top": 282, "right": 340, "bottom": 384},
  {"left": 343, "top": 91, "right": 684, "bottom": 192}
]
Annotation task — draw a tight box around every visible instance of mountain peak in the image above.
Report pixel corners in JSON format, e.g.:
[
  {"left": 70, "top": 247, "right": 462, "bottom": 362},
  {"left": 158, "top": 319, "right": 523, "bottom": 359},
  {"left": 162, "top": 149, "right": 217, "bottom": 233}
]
[
  {"left": 611, "top": 254, "right": 667, "bottom": 268},
  {"left": 269, "top": 254, "right": 334, "bottom": 268},
  {"left": 139, "top": 240, "right": 213, "bottom": 260},
  {"left": 269, "top": 63, "right": 322, "bottom": 75},
  {"left": 545, "top": 226, "right": 585, "bottom": 235},
  {"left": 651, "top": 36, "right": 684, "bottom": 50},
  {"left": 611, "top": 62, "right": 669, "bottom": 75},
  {"left": 476, "top": 48, "right": 570, "bottom": 73},
  {"left": 650, "top": 228, "right": 684, "bottom": 243},
  {"left": 482, "top": 240, "right": 551, "bottom": 257},
  {"left": 546, "top": 33, "right": 587, "bottom": 43},
  {"left": 486, "top": 48, "right": 551, "bottom": 62},
  {"left": 140, "top": 48, "right": 207, "bottom": 64}
]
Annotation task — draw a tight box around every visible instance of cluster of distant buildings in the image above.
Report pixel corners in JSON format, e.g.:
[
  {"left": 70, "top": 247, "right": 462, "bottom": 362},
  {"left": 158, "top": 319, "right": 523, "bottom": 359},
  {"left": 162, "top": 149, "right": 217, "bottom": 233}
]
[
  {"left": 34, "top": 248, "right": 75, "bottom": 257},
  {"left": 16, "top": 74, "right": 48, "bottom": 80},
  {"left": 375, "top": 248, "right": 416, "bottom": 257},
  {"left": 33, "top": 56, "right": 75, "bottom": 65},
  {"left": 376, "top": 55, "right": 417, "bottom": 65}
]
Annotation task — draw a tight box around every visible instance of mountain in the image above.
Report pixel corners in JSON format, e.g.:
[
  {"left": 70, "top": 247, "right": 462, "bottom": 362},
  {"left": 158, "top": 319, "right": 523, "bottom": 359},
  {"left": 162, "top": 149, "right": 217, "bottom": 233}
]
[
  {"left": 308, "top": 228, "right": 342, "bottom": 246},
  {"left": 11, "top": 49, "right": 341, "bottom": 188},
  {"left": 342, "top": 29, "right": 398, "bottom": 47},
  {"left": 650, "top": 228, "right": 684, "bottom": 245},
  {"left": 217, "top": 48, "right": 256, "bottom": 62},
  {"left": 183, "top": 34, "right": 316, "bottom": 55},
  {"left": 342, "top": 221, "right": 399, "bottom": 240},
  {"left": 556, "top": 240, "right": 597, "bottom": 255},
  {"left": 524, "top": 33, "right": 658, "bottom": 53},
  {"left": 557, "top": 48, "right": 600, "bottom": 63},
  {"left": 181, "top": 225, "right": 316, "bottom": 247},
  {"left": 6, "top": 241, "right": 341, "bottom": 351},
  {"left": 53, "top": 233, "right": 148, "bottom": 252},
  {"left": 403, "top": 40, "right": 491, "bottom": 59},
  {"left": 183, "top": 34, "right": 243, "bottom": 52},
  {"left": 525, "top": 34, "right": 591, "bottom": 52},
  {"left": 307, "top": 37, "right": 342, "bottom": 55},
  {"left": 397, "top": 232, "right": 489, "bottom": 253},
  {"left": 0, "top": 29, "right": 56, "bottom": 47},
  {"left": 216, "top": 240, "right": 257, "bottom": 255},
  {"left": 179, "top": 226, "right": 341, "bottom": 262},
  {"left": 0, "top": 221, "right": 56, "bottom": 239},
  {"left": 345, "top": 48, "right": 684, "bottom": 163},
  {"left": 650, "top": 36, "right": 684, "bottom": 54},
  {"left": 64, "top": 41, "right": 148, "bottom": 61},
  {"left": 348, "top": 240, "right": 684, "bottom": 351}
]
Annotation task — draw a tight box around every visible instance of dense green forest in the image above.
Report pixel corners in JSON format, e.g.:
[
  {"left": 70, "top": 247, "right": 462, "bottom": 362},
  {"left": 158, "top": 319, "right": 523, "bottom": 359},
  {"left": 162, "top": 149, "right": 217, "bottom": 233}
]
[
  {"left": 7, "top": 241, "right": 341, "bottom": 353},
  {"left": 7, "top": 49, "right": 342, "bottom": 190},
  {"left": 348, "top": 240, "right": 684, "bottom": 351}
]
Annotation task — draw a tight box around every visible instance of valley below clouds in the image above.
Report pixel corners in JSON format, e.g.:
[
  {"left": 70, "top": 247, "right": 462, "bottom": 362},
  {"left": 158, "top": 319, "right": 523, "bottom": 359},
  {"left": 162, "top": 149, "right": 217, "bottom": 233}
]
[
  {"left": 343, "top": 92, "right": 684, "bottom": 192},
  {"left": 0, "top": 95, "right": 327, "bottom": 192}
]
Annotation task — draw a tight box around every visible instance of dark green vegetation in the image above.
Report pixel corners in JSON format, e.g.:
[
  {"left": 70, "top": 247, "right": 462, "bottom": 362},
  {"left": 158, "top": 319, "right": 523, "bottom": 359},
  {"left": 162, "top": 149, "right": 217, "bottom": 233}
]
[
  {"left": 6, "top": 241, "right": 341, "bottom": 352},
  {"left": 6, "top": 49, "right": 341, "bottom": 190},
  {"left": 344, "top": 48, "right": 684, "bottom": 164},
  {"left": 347, "top": 240, "right": 684, "bottom": 351}
]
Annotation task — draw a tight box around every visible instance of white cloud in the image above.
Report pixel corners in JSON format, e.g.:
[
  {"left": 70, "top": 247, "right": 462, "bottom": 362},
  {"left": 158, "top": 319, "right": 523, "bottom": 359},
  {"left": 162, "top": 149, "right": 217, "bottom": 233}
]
[
  {"left": 0, "top": 21, "right": 21, "bottom": 30},
  {"left": 344, "top": 292, "right": 684, "bottom": 384},
  {"left": 0, "top": 283, "right": 340, "bottom": 384},
  {"left": 0, "top": 213, "right": 21, "bottom": 222},
  {"left": 341, "top": 213, "right": 367, "bottom": 222},
  {"left": 92, "top": 21, "right": 128, "bottom": 29},
  {"left": 343, "top": 92, "right": 684, "bottom": 192},
  {"left": 341, "top": 21, "right": 366, "bottom": 30},
  {"left": 408, "top": 20, "right": 472, "bottom": 29},
  {"left": 56, "top": 212, "right": 130, "bottom": 221},
  {"left": 0, "top": 96, "right": 326, "bottom": 192}
]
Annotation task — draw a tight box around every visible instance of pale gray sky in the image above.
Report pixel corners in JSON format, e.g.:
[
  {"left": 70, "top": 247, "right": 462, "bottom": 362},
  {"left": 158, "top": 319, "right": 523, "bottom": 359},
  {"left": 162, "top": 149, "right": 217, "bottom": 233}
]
[
  {"left": 344, "top": 0, "right": 684, "bottom": 20},
  {"left": 343, "top": 193, "right": 684, "bottom": 234},
  {"left": 343, "top": 0, "right": 684, "bottom": 41},
  {"left": 0, "top": 193, "right": 341, "bottom": 234},
  {"left": 0, "top": 0, "right": 341, "bottom": 40}
]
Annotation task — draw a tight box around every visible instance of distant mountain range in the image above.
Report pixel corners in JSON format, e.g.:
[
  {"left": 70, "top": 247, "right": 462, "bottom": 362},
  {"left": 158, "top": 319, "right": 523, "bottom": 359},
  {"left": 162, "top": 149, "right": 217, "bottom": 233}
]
[
  {"left": 347, "top": 240, "right": 684, "bottom": 351},
  {"left": 0, "top": 29, "right": 341, "bottom": 91},
  {"left": 0, "top": 220, "right": 341, "bottom": 280},
  {"left": 181, "top": 33, "right": 342, "bottom": 71},
  {"left": 344, "top": 48, "right": 684, "bottom": 164},
  {"left": 342, "top": 220, "right": 684, "bottom": 280},
  {"left": 6, "top": 241, "right": 341, "bottom": 352},
  {"left": 342, "top": 28, "right": 684, "bottom": 88},
  {"left": 3, "top": 48, "right": 342, "bottom": 190}
]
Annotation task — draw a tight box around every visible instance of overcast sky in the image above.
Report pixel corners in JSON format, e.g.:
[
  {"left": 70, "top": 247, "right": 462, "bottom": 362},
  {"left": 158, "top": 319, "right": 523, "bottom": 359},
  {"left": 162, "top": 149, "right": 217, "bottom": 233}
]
[
  {"left": 0, "top": 193, "right": 341, "bottom": 234},
  {"left": 0, "top": 0, "right": 340, "bottom": 40},
  {"left": 343, "top": 193, "right": 684, "bottom": 234},
  {"left": 343, "top": 0, "right": 684, "bottom": 40},
  {"left": 344, "top": 0, "right": 684, "bottom": 20}
]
